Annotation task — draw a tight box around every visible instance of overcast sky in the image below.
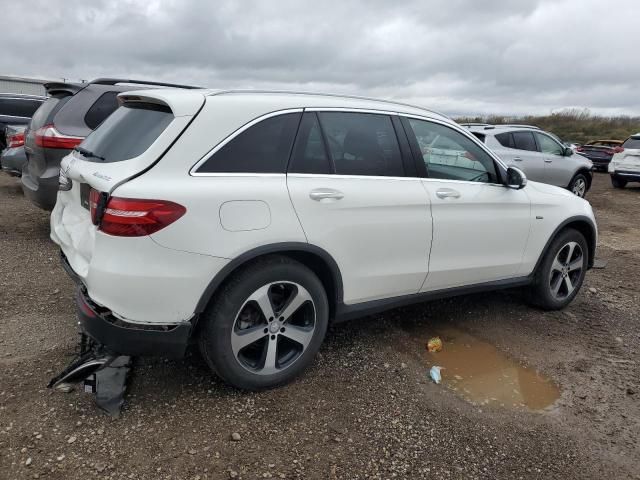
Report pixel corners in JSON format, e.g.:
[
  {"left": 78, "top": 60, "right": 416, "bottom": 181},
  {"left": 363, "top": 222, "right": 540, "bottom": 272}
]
[{"left": 3, "top": 0, "right": 639, "bottom": 117}]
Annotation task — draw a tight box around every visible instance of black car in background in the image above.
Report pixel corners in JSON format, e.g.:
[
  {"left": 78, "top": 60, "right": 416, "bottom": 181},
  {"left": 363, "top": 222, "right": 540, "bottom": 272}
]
[
  {"left": 0, "top": 93, "right": 46, "bottom": 150},
  {"left": 22, "top": 78, "right": 200, "bottom": 210},
  {"left": 577, "top": 140, "right": 624, "bottom": 171}
]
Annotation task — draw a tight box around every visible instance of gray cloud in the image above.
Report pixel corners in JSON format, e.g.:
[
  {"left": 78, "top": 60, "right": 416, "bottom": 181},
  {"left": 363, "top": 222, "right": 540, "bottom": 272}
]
[{"left": 2, "top": 0, "right": 639, "bottom": 116}]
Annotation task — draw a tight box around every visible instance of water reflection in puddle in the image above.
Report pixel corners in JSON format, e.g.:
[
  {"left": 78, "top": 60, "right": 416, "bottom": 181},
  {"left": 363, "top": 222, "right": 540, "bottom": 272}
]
[{"left": 424, "top": 328, "right": 560, "bottom": 411}]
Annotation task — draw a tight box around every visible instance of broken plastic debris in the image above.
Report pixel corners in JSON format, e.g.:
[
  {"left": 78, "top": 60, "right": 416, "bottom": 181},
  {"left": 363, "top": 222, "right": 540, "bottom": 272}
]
[
  {"left": 430, "top": 366, "right": 443, "bottom": 384},
  {"left": 427, "top": 337, "right": 443, "bottom": 353}
]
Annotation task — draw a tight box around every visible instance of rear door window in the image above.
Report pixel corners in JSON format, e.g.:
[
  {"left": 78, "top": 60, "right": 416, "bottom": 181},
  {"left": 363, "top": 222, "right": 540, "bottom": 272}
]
[
  {"left": 495, "top": 132, "right": 515, "bottom": 148},
  {"left": 196, "top": 113, "right": 301, "bottom": 173},
  {"left": 622, "top": 137, "right": 640, "bottom": 149},
  {"left": 512, "top": 131, "right": 538, "bottom": 152},
  {"left": 317, "top": 112, "right": 404, "bottom": 177},
  {"left": 78, "top": 103, "right": 174, "bottom": 163},
  {"left": 288, "top": 112, "right": 332, "bottom": 174},
  {"left": 84, "top": 91, "right": 120, "bottom": 130}
]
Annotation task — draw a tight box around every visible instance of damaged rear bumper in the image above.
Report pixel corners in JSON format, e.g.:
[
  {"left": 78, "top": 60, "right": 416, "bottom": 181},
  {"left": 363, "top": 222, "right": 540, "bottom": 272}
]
[{"left": 76, "top": 288, "right": 192, "bottom": 358}]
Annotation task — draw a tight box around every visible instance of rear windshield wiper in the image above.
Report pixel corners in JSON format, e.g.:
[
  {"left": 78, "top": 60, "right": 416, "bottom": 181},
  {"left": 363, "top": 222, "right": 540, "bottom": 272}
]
[{"left": 74, "top": 146, "right": 106, "bottom": 161}]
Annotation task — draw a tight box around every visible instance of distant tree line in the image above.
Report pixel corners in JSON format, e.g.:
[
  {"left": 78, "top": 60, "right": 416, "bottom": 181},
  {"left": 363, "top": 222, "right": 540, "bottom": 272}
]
[{"left": 456, "top": 108, "right": 640, "bottom": 144}]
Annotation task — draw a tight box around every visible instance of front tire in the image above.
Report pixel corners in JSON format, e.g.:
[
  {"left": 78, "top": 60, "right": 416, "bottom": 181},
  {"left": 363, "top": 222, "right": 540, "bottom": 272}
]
[
  {"left": 568, "top": 173, "right": 589, "bottom": 198},
  {"left": 529, "top": 228, "right": 588, "bottom": 310},
  {"left": 611, "top": 176, "right": 627, "bottom": 189},
  {"left": 199, "top": 255, "right": 329, "bottom": 390}
]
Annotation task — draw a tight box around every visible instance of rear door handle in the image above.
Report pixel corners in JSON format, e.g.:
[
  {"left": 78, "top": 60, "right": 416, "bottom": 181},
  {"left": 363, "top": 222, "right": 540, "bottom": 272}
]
[
  {"left": 435, "top": 188, "right": 460, "bottom": 199},
  {"left": 544, "top": 159, "right": 553, "bottom": 163},
  {"left": 309, "top": 188, "right": 344, "bottom": 201},
  {"left": 513, "top": 157, "right": 523, "bottom": 162}
]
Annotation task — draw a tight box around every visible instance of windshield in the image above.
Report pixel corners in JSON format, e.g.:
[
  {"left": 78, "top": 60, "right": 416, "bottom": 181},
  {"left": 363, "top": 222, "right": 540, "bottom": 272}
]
[{"left": 78, "top": 103, "right": 173, "bottom": 163}]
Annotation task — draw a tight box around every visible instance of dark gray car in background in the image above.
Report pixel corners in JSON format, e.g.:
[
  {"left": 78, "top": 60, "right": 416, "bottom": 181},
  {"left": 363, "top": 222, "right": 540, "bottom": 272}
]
[
  {"left": 22, "top": 78, "right": 200, "bottom": 210},
  {"left": 1, "top": 125, "right": 28, "bottom": 176},
  {"left": 0, "top": 93, "right": 46, "bottom": 150}
]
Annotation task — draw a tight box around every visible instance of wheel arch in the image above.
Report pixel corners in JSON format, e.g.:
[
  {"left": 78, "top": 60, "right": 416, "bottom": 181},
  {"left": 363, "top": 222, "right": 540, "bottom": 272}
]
[
  {"left": 533, "top": 216, "right": 597, "bottom": 273},
  {"left": 194, "top": 242, "right": 344, "bottom": 321},
  {"left": 569, "top": 168, "right": 593, "bottom": 190}
]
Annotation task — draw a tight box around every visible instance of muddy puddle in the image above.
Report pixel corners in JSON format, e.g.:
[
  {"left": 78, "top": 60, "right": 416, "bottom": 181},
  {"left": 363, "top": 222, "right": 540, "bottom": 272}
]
[{"left": 424, "top": 327, "right": 560, "bottom": 411}]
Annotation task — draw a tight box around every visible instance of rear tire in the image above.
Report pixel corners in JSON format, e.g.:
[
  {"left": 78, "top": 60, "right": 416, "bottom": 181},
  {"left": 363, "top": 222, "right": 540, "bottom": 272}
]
[
  {"left": 568, "top": 173, "right": 589, "bottom": 198},
  {"left": 198, "top": 255, "right": 329, "bottom": 390},
  {"left": 529, "top": 228, "right": 588, "bottom": 310},
  {"left": 611, "top": 176, "right": 627, "bottom": 189}
]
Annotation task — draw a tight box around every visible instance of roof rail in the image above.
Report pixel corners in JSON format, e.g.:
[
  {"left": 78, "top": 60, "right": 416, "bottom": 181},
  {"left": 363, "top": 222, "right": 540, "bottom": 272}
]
[
  {"left": 208, "top": 89, "right": 450, "bottom": 120},
  {"left": 499, "top": 124, "right": 541, "bottom": 130},
  {"left": 460, "top": 123, "right": 490, "bottom": 127},
  {"left": 90, "top": 78, "right": 202, "bottom": 90}
]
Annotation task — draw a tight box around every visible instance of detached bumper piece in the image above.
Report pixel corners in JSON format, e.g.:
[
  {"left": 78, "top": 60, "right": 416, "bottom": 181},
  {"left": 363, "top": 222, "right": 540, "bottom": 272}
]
[
  {"left": 48, "top": 333, "right": 132, "bottom": 417},
  {"left": 76, "top": 288, "right": 191, "bottom": 358}
]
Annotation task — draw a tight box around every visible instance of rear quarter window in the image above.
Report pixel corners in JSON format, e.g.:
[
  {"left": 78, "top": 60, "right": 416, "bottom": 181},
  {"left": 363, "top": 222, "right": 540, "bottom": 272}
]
[
  {"left": 77, "top": 103, "right": 174, "bottom": 163},
  {"left": 84, "top": 91, "right": 120, "bottom": 130},
  {"left": 196, "top": 113, "right": 301, "bottom": 173}
]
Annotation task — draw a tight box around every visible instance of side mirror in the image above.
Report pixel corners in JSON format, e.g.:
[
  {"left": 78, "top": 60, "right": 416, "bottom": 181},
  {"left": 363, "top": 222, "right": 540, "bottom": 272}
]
[
  {"left": 506, "top": 166, "right": 527, "bottom": 189},
  {"left": 564, "top": 147, "right": 573, "bottom": 157}
]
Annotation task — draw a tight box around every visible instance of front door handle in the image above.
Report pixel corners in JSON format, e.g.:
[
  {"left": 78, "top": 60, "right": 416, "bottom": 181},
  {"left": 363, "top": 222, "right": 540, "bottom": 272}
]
[
  {"left": 513, "top": 157, "right": 523, "bottom": 162},
  {"left": 436, "top": 188, "right": 460, "bottom": 199},
  {"left": 309, "top": 188, "right": 344, "bottom": 201},
  {"left": 544, "top": 159, "right": 553, "bottom": 163}
]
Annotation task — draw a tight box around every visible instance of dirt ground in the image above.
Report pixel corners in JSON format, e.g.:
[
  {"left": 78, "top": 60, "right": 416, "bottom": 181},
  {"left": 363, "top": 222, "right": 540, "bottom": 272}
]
[{"left": 1, "top": 172, "right": 639, "bottom": 480}]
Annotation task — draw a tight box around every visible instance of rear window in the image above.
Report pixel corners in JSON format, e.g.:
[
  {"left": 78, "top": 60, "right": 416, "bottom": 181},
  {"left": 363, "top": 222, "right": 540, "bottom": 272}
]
[
  {"left": 78, "top": 103, "right": 173, "bottom": 163},
  {"left": 622, "top": 137, "right": 640, "bottom": 149},
  {"left": 29, "top": 96, "right": 67, "bottom": 130},
  {"left": 84, "top": 91, "right": 120, "bottom": 130}
]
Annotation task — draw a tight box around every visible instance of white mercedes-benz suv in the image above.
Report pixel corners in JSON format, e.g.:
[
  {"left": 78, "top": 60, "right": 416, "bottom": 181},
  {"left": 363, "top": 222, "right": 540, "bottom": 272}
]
[{"left": 50, "top": 89, "right": 597, "bottom": 390}]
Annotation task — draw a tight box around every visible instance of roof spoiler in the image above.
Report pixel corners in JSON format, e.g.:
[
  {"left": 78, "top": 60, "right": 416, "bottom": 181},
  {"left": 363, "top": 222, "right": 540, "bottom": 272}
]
[
  {"left": 90, "top": 78, "right": 202, "bottom": 90},
  {"left": 43, "top": 82, "right": 83, "bottom": 96}
]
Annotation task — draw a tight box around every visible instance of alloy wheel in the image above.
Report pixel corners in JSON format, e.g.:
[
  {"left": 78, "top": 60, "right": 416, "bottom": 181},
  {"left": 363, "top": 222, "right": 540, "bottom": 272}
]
[
  {"left": 572, "top": 178, "right": 587, "bottom": 197},
  {"left": 548, "top": 241, "right": 584, "bottom": 300},
  {"left": 231, "top": 282, "right": 316, "bottom": 375}
]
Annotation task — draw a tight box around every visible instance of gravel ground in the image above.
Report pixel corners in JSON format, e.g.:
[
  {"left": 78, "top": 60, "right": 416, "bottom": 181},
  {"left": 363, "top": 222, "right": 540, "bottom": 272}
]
[{"left": 1, "top": 172, "right": 639, "bottom": 480}]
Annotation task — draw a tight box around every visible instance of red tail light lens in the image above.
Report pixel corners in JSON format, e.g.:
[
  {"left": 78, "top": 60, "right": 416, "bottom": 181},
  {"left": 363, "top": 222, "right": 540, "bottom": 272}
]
[
  {"left": 7, "top": 132, "right": 25, "bottom": 148},
  {"left": 98, "top": 196, "right": 186, "bottom": 237},
  {"left": 89, "top": 188, "right": 100, "bottom": 225},
  {"left": 576, "top": 146, "right": 584, "bottom": 152},
  {"left": 34, "top": 124, "right": 84, "bottom": 149},
  {"left": 613, "top": 146, "right": 624, "bottom": 154}
]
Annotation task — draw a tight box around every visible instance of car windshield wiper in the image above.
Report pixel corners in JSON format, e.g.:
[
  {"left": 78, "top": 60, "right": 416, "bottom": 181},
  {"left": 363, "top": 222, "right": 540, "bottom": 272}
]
[{"left": 74, "top": 146, "right": 106, "bottom": 161}]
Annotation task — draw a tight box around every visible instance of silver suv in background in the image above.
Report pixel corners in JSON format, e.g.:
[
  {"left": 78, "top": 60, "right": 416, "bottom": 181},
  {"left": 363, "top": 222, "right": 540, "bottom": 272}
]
[{"left": 465, "top": 125, "right": 593, "bottom": 198}]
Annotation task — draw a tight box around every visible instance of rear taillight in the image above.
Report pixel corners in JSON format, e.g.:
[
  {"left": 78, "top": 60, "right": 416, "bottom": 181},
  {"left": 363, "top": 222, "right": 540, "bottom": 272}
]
[
  {"left": 576, "top": 146, "right": 584, "bottom": 152},
  {"left": 89, "top": 188, "right": 100, "bottom": 225},
  {"left": 7, "top": 132, "right": 25, "bottom": 148},
  {"left": 613, "top": 146, "right": 624, "bottom": 154},
  {"left": 96, "top": 195, "right": 186, "bottom": 237},
  {"left": 34, "top": 124, "right": 83, "bottom": 149}
]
